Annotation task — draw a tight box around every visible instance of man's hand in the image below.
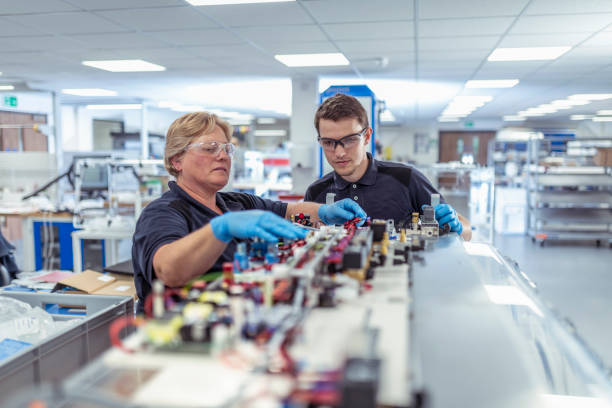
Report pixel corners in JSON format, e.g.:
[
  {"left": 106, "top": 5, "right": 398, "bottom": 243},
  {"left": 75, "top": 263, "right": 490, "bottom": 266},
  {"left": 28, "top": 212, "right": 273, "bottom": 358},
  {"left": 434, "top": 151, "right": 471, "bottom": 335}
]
[
  {"left": 429, "top": 203, "right": 463, "bottom": 235},
  {"left": 318, "top": 198, "right": 367, "bottom": 226},
  {"left": 210, "top": 210, "right": 308, "bottom": 242}
]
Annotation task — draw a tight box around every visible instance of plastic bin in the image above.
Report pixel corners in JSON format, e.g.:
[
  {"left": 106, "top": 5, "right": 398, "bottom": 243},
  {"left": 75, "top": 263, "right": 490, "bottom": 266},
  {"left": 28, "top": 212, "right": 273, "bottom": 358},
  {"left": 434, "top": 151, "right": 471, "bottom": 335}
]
[{"left": 0, "top": 292, "right": 133, "bottom": 399}]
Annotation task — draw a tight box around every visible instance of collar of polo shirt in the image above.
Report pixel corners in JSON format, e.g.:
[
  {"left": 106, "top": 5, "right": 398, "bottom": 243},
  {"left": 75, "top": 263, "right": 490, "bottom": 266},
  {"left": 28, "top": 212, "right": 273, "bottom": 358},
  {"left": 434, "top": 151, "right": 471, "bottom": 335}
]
[{"left": 333, "top": 152, "right": 378, "bottom": 189}]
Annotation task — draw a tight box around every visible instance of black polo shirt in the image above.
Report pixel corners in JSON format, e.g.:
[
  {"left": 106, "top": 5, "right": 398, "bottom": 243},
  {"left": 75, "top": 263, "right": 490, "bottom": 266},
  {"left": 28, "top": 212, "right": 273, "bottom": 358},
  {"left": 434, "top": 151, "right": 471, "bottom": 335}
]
[
  {"left": 132, "top": 181, "right": 287, "bottom": 311},
  {"left": 304, "top": 153, "right": 444, "bottom": 224}
]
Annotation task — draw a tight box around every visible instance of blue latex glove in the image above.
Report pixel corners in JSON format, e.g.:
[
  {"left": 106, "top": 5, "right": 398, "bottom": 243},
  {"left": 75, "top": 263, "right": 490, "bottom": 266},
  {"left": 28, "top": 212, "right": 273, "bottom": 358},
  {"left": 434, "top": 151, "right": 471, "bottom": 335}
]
[
  {"left": 318, "top": 198, "right": 367, "bottom": 226},
  {"left": 431, "top": 203, "right": 462, "bottom": 235},
  {"left": 210, "top": 210, "right": 308, "bottom": 242}
]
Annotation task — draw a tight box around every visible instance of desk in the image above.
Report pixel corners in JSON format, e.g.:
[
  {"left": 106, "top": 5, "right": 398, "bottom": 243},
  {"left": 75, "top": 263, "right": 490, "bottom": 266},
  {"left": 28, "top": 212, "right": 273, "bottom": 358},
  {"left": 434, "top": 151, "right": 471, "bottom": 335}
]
[{"left": 71, "top": 228, "right": 134, "bottom": 273}]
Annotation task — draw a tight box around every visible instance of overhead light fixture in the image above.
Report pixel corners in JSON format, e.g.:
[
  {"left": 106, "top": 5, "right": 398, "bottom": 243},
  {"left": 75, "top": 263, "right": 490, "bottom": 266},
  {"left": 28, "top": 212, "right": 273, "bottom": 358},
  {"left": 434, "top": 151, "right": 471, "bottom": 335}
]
[
  {"left": 540, "top": 394, "right": 609, "bottom": 408},
  {"left": 488, "top": 46, "right": 571, "bottom": 61},
  {"left": 520, "top": 112, "right": 545, "bottom": 117},
  {"left": 171, "top": 104, "right": 205, "bottom": 112},
  {"left": 438, "top": 117, "right": 460, "bottom": 122},
  {"left": 82, "top": 59, "right": 166, "bottom": 72},
  {"left": 254, "top": 129, "right": 287, "bottom": 137},
  {"left": 274, "top": 53, "right": 349, "bottom": 67},
  {"left": 503, "top": 115, "right": 525, "bottom": 121},
  {"left": 593, "top": 116, "right": 612, "bottom": 122},
  {"left": 570, "top": 115, "right": 593, "bottom": 120},
  {"left": 86, "top": 104, "right": 142, "bottom": 110},
  {"left": 0, "top": 85, "right": 15, "bottom": 91},
  {"left": 62, "top": 88, "right": 117, "bottom": 97},
  {"left": 186, "top": 0, "right": 295, "bottom": 4},
  {"left": 597, "top": 110, "right": 612, "bottom": 115},
  {"left": 568, "top": 93, "right": 612, "bottom": 101},
  {"left": 257, "top": 117, "right": 277, "bottom": 125},
  {"left": 158, "top": 101, "right": 179, "bottom": 108},
  {"left": 465, "top": 79, "right": 519, "bottom": 88}
]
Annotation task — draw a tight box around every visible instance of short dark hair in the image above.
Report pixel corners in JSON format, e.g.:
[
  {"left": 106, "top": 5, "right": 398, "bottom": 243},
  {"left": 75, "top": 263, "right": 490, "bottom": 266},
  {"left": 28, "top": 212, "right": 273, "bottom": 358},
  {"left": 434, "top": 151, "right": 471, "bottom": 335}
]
[{"left": 314, "top": 93, "right": 369, "bottom": 133}]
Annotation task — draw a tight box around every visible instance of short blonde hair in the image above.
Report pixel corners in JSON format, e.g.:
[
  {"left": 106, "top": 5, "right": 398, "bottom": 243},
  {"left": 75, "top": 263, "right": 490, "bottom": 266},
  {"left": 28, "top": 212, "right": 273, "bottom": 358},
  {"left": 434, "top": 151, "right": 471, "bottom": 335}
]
[{"left": 164, "top": 112, "right": 232, "bottom": 177}]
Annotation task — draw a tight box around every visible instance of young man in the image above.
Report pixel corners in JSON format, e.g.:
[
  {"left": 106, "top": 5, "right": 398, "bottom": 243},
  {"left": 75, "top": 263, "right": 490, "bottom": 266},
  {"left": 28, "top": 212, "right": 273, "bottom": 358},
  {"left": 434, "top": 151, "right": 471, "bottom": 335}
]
[{"left": 304, "top": 93, "right": 472, "bottom": 241}]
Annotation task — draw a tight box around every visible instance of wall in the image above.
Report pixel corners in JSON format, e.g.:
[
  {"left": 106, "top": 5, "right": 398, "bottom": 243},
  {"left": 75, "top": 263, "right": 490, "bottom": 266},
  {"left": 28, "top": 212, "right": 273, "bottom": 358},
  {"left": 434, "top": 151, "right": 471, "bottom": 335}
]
[
  {"left": 377, "top": 124, "right": 439, "bottom": 165},
  {"left": 60, "top": 105, "right": 182, "bottom": 152}
]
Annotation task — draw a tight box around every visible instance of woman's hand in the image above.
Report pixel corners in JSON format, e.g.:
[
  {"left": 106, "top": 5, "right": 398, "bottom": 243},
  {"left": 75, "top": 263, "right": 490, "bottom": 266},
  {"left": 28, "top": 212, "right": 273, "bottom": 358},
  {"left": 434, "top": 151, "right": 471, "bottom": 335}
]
[{"left": 210, "top": 210, "right": 308, "bottom": 242}]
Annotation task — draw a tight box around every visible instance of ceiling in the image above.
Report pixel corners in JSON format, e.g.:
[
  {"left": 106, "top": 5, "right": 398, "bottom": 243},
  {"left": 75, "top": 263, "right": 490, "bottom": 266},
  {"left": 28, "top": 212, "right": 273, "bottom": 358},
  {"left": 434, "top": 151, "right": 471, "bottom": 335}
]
[{"left": 1, "top": 0, "right": 612, "bottom": 124}]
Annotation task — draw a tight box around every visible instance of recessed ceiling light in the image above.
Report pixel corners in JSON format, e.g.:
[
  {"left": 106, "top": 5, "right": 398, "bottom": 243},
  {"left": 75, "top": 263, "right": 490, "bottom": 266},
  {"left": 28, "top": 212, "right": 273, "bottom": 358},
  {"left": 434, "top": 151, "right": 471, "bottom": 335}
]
[
  {"left": 570, "top": 115, "right": 593, "bottom": 120},
  {"left": 597, "top": 110, "right": 612, "bottom": 115},
  {"left": 186, "top": 0, "right": 295, "bottom": 4},
  {"left": 254, "top": 129, "right": 287, "bottom": 137},
  {"left": 62, "top": 88, "right": 117, "bottom": 96},
  {"left": 257, "top": 117, "right": 276, "bottom": 125},
  {"left": 438, "top": 117, "right": 460, "bottom": 122},
  {"left": 86, "top": 104, "right": 143, "bottom": 110},
  {"left": 593, "top": 116, "right": 612, "bottom": 122},
  {"left": 171, "top": 104, "right": 205, "bottom": 112},
  {"left": 0, "top": 85, "right": 14, "bottom": 91},
  {"left": 488, "top": 46, "right": 571, "bottom": 61},
  {"left": 274, "top": 53, "right": 349, "bottom": 67},
  {"left": 521, "top": 112, "right": 545, "bottom": 117},
  {"left": 568, "top": 93, "right": 612, "bottom": 101},
  {"left": 552, "top": 99, "right": 590, "bottom": 107},
  {"left": 465, "top": 79, "right": 519, "bottom": 88},
  {"left": 82, "top": 59, "right": 166, "bottom": 72},
  {"left": 503, "top": 115, "right": 525, "bottom": 121}
]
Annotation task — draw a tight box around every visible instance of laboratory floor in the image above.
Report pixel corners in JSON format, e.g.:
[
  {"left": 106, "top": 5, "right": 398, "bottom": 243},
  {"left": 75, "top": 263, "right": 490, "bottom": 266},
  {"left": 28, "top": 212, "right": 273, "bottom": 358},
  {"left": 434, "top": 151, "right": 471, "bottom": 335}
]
[{"left": 493, "top": 234, "right": 612, "bottom": 369}]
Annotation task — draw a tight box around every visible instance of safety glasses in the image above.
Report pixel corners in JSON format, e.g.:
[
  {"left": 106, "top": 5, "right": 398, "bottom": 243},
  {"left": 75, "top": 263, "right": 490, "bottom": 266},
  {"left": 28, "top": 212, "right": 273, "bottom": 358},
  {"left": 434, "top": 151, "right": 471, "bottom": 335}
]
[
  {"left": 317, "top": 128, "right": 367, "bottom": 152},
  {"left": 185, "top": 141, "right": 235, "bottom": 158}
]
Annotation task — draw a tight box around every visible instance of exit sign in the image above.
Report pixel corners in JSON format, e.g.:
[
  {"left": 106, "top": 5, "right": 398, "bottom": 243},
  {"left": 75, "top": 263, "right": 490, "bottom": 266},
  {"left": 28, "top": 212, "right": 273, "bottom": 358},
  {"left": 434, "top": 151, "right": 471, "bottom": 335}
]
[
  {"left": 464, "top": 120, "right": 474, "bottom": 128},
  {"left": 3, "top": 95, "right": 17, "bottom": 107}
]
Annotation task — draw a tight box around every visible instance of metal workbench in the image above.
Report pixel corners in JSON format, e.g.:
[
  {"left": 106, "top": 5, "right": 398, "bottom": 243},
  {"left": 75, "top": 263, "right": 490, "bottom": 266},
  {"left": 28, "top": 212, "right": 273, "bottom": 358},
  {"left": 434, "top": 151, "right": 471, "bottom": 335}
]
[
  {"left": 6, "top": 235, "right": 612, "bottom": 407},
  {"left": 412, "top": 235, "right": 612, "bottom": 407}
]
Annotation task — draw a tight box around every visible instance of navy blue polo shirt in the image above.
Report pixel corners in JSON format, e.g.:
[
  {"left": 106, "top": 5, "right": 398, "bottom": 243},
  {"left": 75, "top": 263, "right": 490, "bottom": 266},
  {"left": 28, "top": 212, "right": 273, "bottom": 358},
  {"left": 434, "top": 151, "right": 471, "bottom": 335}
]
[
  {"left": 304, "top": 153, "right": 444, "bottom": 224},
  {"left": 132, "top": 181, "right": 287, "bottom": 310}
]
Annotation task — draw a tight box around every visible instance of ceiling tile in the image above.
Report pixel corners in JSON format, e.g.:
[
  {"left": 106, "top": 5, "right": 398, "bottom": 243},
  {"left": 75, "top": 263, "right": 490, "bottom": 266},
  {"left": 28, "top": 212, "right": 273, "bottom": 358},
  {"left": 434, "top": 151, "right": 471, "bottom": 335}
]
[
  {"left": 98, "top": 7, "right": 219, "bottom": 31},
  {"left": 183, "top": 43, "right": 266, "bottom": 59},
  {"left": 234, "top": 25, "right": 326, "bottom": 44},
  {"left": 69, "top": 0, "right": 185, "bottom": 10},
  {"left": 420, "top": 0, "right": 529, "bottom": 19},
  {"left": 0, "top": 35, "right": 84, "bottom": 51},
  {"left": 580, "top": 30, "right": 612, "bottom": 47},
  {"left": 3, "top": 12, "right": 128, "bottom": 35},
  {"left": 498, "top": 33, "right": 591, "bottom": 47},
  {"left": 477, "top": 60, "right": 548, "bottom": 76},
  {"left": 509, "top": 14, "right": 612, "bottom": 34},
  {"left": 419, "top": 36, "right": 499, "bottom": 51},
  {"left": 261, "top": 41, "right": 337, "bottom": 55},
  {"left": 419, "top": 49, "right": 489, "bottom": 62},
  {"left": 0, "top": 17, "right": 48, "bottom": 36},
  {"left": 336, "top": 38, "right": 413, "bottom": 54},
  {"left": 148, "top": 28, "right": 242, "bottom": 46},
  {"left": 323, "top": 21, "right": 413, "bottom": 41},
  {"left": 420, "top": 17, "right": 514, "bottom": 36},
  {"left": 303, "top": 0, "right": 412, "bottom": 23},
  {"left": 0, "top": 0, "right": 78, "bottom": 14},
  {"left": 70, "top": 32, "right": 168, "bottom": 49},
  {"left": 199, "top": 2, "right": 311, "bottom": 27},
  {"left": 526, "top": 0, "right": 612, "bottom": 15}
]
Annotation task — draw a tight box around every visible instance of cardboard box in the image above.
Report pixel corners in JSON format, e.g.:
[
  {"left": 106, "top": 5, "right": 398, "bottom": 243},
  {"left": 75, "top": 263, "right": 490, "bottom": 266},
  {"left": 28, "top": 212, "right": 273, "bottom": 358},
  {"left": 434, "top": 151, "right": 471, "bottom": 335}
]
[
  {"left": 594, "top": 147, "right": 612, "bottom": 167},
  {"left": 53, "top": 269, "right": 136, "bottom": 299}
]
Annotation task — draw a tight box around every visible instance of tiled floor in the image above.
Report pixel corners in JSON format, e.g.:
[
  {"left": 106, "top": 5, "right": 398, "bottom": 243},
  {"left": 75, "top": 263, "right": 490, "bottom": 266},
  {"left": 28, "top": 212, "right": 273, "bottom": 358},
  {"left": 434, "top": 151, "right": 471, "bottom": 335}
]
[{"left": 493, "top": 234, "right": 612, "bottom": 368}]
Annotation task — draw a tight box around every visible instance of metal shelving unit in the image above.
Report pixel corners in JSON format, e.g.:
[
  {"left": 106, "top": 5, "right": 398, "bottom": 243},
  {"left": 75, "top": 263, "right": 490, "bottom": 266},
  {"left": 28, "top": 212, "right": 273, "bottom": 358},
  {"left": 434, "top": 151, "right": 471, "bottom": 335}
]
[{"left": 526, "top": 137, "right": 612, "bottom": 246}]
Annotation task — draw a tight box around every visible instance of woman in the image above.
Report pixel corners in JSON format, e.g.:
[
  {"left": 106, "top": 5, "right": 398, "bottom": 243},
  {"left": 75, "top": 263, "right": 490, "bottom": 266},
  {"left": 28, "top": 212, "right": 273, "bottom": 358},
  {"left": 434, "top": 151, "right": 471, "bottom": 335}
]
[{"left": 132, "top": 112, "right": 366, "bottom": 310}]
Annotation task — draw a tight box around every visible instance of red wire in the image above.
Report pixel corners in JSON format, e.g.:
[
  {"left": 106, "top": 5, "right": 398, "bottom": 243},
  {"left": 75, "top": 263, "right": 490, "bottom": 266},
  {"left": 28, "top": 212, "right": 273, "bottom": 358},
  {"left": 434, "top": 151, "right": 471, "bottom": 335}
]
[{"left": 109, "top": 316, "right": 142, "bottom": 353}]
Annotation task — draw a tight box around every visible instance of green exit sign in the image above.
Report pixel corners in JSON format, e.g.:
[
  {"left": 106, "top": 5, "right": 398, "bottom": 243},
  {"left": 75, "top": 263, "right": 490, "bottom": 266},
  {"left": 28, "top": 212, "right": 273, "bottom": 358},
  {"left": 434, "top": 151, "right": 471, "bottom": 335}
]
[
  {"left": 3, "top": 95, "right": 17, "bottom": 107},
  {"left": 464, "top": 120, "right": 474, "bottom": 128}
]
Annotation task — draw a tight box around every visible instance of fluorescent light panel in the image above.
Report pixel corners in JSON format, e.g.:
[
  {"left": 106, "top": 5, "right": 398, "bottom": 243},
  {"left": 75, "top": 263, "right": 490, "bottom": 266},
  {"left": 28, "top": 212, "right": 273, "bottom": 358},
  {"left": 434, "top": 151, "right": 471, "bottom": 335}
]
[
  {"left": 0, "top": 85, "right": 14, "bottom": 91},
  {"left": 82, "top": 59, "right": 165, "bottom": 72},
  {"left": 186, "top": 0, "right": 295, "bottom": 4},
  {"left": 597, "top": 110, "right": 612, "bottom": 115},
  {"left": 438, "top": 117, "right": 460, "bottom": 122},
  {"left": 465, "top": 79, "right": 519, "bottom": 89},
  {"left": 274, "top": 53, "right": 349, "bottom": 67},
  {"left": 62, "top": 88, "right": 117, "bottom": 96},
  {"left": 488, "top": 46, "right": 571, "bottom": 61},
  {"left": 503, "top": 115, "right": 525, "bottom": 121},
  {"left": 593, "top": 116, "right": 612, "bottom": 122},
  {"left": 569, "top": 93, "right": 612, "bottom": 101},
  {"left": 570, "top": 115, "right": 593, "bottom": 120},
  {"left": 257, "top": 117, "right": 277, "bottom": 125},
  {"left": 254, "top": 129, "right": 287, "bottom": 137},
  {"left": 86, "top": 104, "right": 142, "bottom": 110}
]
